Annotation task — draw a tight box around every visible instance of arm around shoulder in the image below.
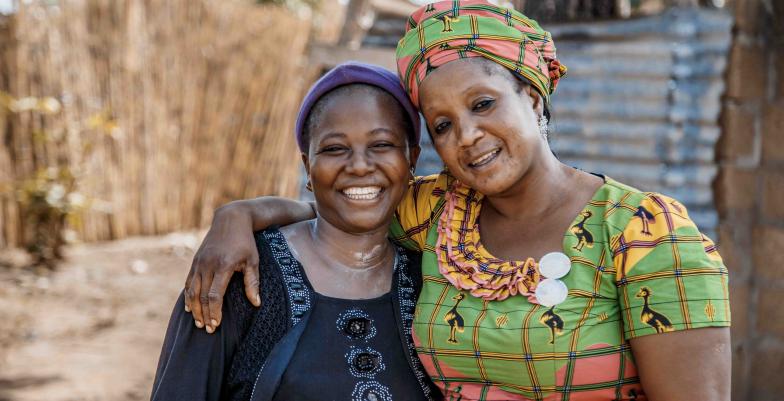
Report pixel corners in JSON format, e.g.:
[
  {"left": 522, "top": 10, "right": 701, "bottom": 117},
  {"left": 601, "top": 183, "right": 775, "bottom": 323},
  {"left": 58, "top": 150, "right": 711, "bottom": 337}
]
[{"left": 184, "top": 196, "right": 315, "bottom": 331}]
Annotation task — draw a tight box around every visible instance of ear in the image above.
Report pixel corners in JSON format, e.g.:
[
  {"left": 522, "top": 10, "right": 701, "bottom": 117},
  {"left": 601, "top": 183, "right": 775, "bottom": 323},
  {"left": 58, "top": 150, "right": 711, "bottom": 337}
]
[
  {"left": 526, "top": 85, "right": 544, "bottom": 117},
  {"left": 301, "top": 152, "right": 311, "bottom": 177},
  {"left": 408, "top": 145, "right": 421, "bottom": 169}
]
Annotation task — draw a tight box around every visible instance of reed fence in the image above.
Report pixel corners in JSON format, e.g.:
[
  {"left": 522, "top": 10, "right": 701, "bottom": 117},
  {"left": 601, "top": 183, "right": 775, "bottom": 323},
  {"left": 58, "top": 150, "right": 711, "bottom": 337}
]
[{"left": 0, "top": 0, "right": 311, "bottom": 249}]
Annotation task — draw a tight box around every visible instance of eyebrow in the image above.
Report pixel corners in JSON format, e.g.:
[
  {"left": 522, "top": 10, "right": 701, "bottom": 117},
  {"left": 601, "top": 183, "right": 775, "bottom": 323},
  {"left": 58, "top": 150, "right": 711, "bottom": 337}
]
[
  {"left": 317, "top": 132, "right": 346, "bottom": 144},
  {"left": 421, "top": 84, "right": 492, "bottom": 114},
  {"left": 369, "top": 128, "right": 396, "bottom": 136},
  {"left": 462, "top": 84, "right": 493, "bottom": 96}
]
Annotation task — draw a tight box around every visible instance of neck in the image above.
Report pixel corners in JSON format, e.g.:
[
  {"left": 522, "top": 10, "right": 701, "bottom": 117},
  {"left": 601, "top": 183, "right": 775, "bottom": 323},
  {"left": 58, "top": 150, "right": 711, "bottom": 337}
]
[
  {"left": 308, "top": 216, "right": 393, "bottom": 271},
  {"left": 483, "top": 153, "right": 576, "bottom": 221}
]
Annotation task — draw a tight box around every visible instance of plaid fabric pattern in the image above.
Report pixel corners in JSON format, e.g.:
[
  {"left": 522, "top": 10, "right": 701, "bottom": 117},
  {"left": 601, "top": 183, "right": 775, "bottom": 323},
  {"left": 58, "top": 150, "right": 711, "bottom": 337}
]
[
  {"left": 395, "top": 0, "right": 566, "bottom": 108},
  {"left": 390, "top": 172, "right": 730, "bottom": 400}
]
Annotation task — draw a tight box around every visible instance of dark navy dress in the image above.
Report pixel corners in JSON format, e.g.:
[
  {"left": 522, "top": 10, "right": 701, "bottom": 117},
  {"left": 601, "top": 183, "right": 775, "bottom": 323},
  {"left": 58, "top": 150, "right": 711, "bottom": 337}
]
[
  {"left": 272, "top": 291, "right": 426, "bottom": 401},
  {"left": 150, "top": 228, "right": 437, "bottom": 401}
]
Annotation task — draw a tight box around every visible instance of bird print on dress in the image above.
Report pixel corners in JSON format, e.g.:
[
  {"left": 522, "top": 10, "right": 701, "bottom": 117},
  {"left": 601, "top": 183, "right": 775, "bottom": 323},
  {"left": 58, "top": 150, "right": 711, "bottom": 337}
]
[
  {"left": 426, "top": 57, "right": 436, "bottom": 74},
  {"left": 440, "top": 15, "right": 459, "bottom": 32},
  {"left": 539, "top": 306, "right": 564, "bottom": 344},
  {"left": 444, "top": 293, "right": 466, "bottom": 344},
  {"left": 636, "top": 287, "right": 674, "bottom": 333},
  {"left": 570, "top": 210, "right": 595, "bottom": 252},
  {"left": 633, "top": 206, "right": 656, "bottom": 236},
  {"left": 449, "top": 386, "right": 463, "bottom": 401}
]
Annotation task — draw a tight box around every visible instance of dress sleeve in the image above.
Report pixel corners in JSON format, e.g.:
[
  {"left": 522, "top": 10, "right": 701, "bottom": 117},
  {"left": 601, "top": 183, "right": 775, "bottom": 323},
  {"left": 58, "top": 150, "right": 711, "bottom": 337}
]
[
  {"left": 389, "top": 173, "right": 448, "bottom": 251},
  {"left": 150, "top": 277, "right": 249, "bottom": 401},
  {"left": 612, "top": 193, "right": 730, "bottom": 340}
]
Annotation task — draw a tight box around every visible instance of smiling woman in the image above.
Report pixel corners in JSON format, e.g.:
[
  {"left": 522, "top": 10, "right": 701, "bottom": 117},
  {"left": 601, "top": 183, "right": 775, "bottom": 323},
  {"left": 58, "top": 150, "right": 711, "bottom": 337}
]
[{"left": 150, "top": 62, "right": 436, "bottom": 401}]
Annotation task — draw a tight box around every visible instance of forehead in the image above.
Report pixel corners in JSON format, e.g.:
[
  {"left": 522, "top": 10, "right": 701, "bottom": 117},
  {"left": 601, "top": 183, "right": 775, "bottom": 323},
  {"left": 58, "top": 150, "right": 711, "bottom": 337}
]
[
  {"left": 318, "top": 89, "right": 402, "bottom": 122},
  {"left": 419, "top": 59, "right": 514, "bottom": 109},
  {"left": 310, "top": 89, "right": 408, "bottom": 137}
]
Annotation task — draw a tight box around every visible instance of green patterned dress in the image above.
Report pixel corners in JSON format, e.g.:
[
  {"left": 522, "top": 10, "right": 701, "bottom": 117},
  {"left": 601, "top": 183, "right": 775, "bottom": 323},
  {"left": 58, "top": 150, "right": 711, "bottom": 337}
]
[{"left": 390, "top": 172, "right": 730, "bottom": 401}]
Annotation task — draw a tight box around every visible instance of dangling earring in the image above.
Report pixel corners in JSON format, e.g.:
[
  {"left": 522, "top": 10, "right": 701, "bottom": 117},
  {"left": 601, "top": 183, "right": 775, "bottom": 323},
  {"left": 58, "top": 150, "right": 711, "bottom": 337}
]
[
  {"left": 538, "top": 115, "right": 549, "bottom": 140},
  {"left": 306, "top": 180, "right": 312, "bottom": 192},
  {"left": 409, "top": 166, "right": 416, "bottom": 177}
]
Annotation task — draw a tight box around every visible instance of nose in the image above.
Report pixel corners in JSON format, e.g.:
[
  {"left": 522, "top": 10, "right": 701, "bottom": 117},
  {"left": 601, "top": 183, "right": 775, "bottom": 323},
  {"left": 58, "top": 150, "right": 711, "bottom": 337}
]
[
  {"left": 456, "top": 121, "right": 484, "bottom": 148},
  {"left": 345, "top": 149, "right": 375, "bottom": 176}
]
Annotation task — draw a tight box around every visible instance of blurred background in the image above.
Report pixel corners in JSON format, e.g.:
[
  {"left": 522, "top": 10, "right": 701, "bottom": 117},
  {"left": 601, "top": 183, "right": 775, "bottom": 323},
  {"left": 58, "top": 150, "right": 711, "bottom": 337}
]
[{"left": 0, "top": 0, "right": 781, "bottom": 400}]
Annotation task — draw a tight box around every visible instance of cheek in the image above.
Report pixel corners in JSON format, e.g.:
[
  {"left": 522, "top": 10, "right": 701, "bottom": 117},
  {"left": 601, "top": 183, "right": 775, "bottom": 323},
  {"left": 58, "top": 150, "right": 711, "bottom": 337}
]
[
  {"left": 380, "top": 152, "right": 412, "bottom": 182},
  {"left": 308, "top": 159, "right": 339, "bottom": 188},
  {"left": 431, "top": 137, "right": 460, "bottom": 168}
]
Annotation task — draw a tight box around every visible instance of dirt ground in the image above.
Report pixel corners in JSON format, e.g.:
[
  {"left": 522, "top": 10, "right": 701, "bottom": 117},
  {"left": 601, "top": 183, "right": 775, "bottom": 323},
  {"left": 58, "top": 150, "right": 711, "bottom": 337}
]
[{"left": 0, "top": 232, "right": 204, "bottom": 401}]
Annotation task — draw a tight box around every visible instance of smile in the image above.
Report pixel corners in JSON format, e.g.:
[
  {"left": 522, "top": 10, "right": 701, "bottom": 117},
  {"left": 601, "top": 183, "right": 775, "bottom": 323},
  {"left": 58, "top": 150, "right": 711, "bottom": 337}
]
[
  {"left": 468, "top": 148, "right": 500, "bottom": 168},
  {"left": 341, "top": 186, "right": 383, "bottom": 201}
]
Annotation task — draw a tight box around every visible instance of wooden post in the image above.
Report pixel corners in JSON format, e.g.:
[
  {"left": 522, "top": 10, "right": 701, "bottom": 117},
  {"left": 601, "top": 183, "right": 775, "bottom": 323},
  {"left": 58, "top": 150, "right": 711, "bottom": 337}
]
[{"left": 338, "top": 0, "right": 375, "bottom": 50}]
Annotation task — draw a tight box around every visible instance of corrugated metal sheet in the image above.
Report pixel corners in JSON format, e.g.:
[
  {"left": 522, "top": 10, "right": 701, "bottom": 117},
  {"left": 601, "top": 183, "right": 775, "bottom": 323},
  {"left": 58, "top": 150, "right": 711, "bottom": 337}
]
[
  {"left": 410, "top": 8, "right": 732, "bottom": 237},
  {"left": 547, "top": 8, "right": 732, "bottom": 236}
]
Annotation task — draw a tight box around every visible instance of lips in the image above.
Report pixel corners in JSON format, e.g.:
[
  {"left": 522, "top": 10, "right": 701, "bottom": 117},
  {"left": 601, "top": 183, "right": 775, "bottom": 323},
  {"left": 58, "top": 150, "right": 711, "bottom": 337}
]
[
  {"left": 468, "top": 148, "right": 500, "bottom": 168},
  {"left": 341, "top": 186, "right": 383, "bottom": 201}
]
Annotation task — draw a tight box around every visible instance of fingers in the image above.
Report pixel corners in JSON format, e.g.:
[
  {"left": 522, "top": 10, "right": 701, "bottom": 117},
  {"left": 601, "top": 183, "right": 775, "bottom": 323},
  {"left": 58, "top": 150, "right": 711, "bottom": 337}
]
[
  {"left": 183, "top": 267, "right": 195, "bottom": 313},
  {"left": 243, "top": 260, "right": 261, "bottom": 308},
  {"left": 199, "top": 272, "right": 214, "bottom": 333},
  {"left": 207, "top": 272, "right": 232, "bottom": 330},
  {"left": 188, "top": 274, "right": 205, "bottom": 329}
]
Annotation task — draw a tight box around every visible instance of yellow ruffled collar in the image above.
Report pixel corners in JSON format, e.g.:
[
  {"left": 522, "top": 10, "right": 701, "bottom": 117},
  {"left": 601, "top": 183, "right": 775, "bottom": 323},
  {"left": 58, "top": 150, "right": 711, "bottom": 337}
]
[{"left": 435, "top": 180, "right": 542, "bottom": 301}]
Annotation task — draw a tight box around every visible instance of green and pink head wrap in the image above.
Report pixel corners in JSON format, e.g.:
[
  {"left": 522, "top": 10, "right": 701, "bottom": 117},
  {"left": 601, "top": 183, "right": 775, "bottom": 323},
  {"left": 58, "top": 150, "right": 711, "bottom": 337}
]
[{"left": 395, "top": 0, "right": 567, "bottom": 108}]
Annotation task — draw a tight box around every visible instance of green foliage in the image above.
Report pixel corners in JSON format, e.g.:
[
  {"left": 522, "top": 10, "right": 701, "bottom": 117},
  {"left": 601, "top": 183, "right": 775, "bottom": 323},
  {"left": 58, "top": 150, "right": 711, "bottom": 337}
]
[
  {"left": 1, "top": 91, "right": 86, "bottom": 269},
  {"left": 17, "top": 167, "right": 84, "bottom": 269}
]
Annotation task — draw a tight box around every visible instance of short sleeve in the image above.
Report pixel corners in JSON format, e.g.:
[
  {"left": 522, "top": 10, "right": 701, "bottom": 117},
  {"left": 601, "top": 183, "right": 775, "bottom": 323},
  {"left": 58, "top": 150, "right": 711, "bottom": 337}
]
[
  {"left": 389, "top": 173, "right": 448, "bottom": 251},
  {"left": 612, "top": 193, "right": 730, "bottom": 340}
]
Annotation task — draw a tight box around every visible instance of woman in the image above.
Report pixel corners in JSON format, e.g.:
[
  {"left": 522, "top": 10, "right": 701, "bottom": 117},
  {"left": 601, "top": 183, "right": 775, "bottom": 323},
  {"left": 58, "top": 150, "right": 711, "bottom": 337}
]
[
  {"left": 183, "top": 2, "right": 731, "bottom": 400},
  {"left": 152, "top": 62, "right": 438, "bottom": 401}
]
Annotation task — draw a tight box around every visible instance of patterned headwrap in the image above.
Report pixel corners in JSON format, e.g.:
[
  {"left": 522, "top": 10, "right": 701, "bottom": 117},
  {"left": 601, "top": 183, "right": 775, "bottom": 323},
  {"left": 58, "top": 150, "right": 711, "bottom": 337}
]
[{"left": 395, "top": 0, "right": 567, "bottom": 108}]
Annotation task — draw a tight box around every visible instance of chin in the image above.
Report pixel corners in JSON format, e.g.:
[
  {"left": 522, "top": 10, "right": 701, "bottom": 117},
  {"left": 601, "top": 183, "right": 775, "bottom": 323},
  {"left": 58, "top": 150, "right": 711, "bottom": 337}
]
[
  {"left": 461, "top": 171, "right": 526, "bottom": 197},
  {"left": 334, "top": 211, "right": 392, "bottom": 234}
]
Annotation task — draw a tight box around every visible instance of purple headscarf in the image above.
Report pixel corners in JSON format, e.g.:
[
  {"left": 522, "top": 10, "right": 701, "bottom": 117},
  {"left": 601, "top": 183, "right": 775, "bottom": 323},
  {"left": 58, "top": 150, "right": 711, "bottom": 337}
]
[{"left": 294, "top": 61, "right": 421, "bottom": 152}]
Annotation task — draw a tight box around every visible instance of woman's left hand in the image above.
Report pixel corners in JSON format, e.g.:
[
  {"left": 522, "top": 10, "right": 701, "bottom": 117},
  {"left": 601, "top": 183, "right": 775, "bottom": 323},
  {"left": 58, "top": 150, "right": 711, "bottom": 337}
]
[{"left": 630, "top": 327, "right": 730, "bottom": 401}]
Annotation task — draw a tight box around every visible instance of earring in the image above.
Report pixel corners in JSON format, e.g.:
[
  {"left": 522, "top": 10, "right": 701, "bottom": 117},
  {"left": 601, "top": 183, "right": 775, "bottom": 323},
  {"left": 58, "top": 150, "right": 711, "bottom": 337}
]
[
  {"left": 306, "top": 180, "right": 312, "bottom": 191},
  {"left": 409, "top": 166, "right": 416, "bottom": 177},
  {"left": 538, "top": 115, "right": 549, "bottom": 140}
]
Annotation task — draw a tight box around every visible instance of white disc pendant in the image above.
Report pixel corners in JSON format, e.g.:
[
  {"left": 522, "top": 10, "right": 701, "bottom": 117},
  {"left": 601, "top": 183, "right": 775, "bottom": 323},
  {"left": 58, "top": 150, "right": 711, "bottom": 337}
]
[
  {"left": 535, "top": 278, "right": 568, "bottom": 307},
  {"left": 539, "top": 252, "right": 571, "bottom": 279}
]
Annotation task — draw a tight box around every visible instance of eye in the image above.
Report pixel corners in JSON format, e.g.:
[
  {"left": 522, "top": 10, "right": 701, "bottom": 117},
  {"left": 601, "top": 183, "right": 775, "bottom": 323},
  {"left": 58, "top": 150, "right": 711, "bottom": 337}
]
[
  {"left": 371, "top": 141, "right": 395, "bottom": 149},
  {"left": 317, "top": 145, "right": 348, "bottom": 154},
  {"left": 433, "top": 120, "right": 451, "bottom": 135},
  {"left": 472, "top": 98, "right": 495, "bottom": 112}
]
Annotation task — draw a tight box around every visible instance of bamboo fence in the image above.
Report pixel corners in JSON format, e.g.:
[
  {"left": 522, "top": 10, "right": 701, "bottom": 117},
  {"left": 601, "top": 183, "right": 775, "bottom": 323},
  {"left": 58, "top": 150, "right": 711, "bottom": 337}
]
[{"left": 0, "top": 0, "right": 311, "bottom": 249}]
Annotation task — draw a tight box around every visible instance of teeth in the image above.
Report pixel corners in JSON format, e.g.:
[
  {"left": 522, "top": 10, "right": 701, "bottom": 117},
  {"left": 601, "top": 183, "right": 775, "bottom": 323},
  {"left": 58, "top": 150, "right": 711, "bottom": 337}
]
[
  {"left": 470, "top": 149, "right": 499, "bottom": 167},
  {"left": 342, "top": 186, "right": 382, "bottom": 200}
]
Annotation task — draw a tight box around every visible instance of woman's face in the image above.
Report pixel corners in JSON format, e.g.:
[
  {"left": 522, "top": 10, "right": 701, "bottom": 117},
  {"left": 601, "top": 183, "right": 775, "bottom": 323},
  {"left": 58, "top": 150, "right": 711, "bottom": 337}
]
[
  {"left": 418, "top": 58, "right": 545, "bottom": 196},
  {"left": 305, "top": 89, "right": 417, "bottom": 234}
]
